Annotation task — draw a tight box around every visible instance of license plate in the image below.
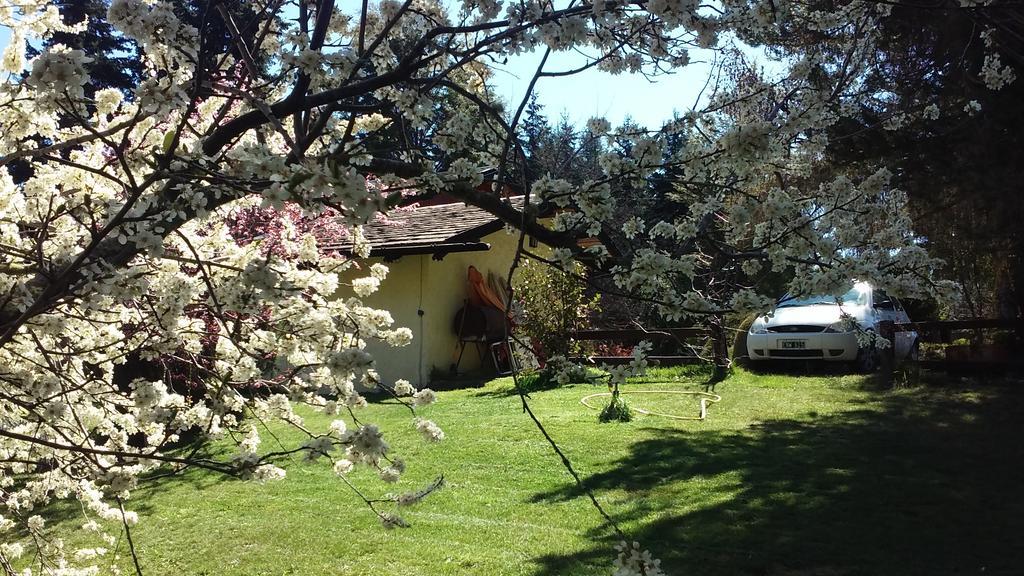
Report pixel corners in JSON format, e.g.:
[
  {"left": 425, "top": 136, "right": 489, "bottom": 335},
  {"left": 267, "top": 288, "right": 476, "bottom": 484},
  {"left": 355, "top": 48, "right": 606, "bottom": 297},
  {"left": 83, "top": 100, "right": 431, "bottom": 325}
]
[{"left": 781, "top": 340, "right": 806, "bottom": 349}]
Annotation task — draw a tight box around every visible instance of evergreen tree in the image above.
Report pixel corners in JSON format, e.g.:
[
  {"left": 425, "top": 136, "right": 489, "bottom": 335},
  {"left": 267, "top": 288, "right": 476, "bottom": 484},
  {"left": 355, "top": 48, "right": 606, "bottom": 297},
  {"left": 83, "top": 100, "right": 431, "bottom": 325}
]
[
  {"left": 33, "top": 0, "right": 143, "bottom": 96},
  {"left": 818, "top": 10, "right": 1024, "bottom": 317},
  {"left": 518, "top": 93, "right": 551, "bottom": 181}
]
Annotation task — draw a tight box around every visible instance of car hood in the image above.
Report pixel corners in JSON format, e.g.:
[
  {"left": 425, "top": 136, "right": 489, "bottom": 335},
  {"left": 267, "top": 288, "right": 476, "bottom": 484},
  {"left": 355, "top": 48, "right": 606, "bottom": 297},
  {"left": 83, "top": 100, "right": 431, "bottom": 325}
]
[{"left": 764, "top": 304, "right": 869, "bottom": 327}]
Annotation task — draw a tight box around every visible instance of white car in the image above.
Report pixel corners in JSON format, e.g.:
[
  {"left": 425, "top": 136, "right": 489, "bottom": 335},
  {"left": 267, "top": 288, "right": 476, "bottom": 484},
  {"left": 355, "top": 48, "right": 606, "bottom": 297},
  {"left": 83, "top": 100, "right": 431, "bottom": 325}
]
[{"left": 746, "top": 282, "right": 918, "bottom": 371}]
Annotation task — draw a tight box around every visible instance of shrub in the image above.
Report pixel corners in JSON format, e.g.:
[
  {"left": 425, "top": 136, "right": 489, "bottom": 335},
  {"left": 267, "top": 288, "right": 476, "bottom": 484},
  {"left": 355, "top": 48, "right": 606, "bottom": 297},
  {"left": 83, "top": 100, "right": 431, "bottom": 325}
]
[
  {"left": 516, "top": 360, "right": 591, "bottom": 393},
  {"left": 513, "top": 260, "right": 600, "bottom": 362}
]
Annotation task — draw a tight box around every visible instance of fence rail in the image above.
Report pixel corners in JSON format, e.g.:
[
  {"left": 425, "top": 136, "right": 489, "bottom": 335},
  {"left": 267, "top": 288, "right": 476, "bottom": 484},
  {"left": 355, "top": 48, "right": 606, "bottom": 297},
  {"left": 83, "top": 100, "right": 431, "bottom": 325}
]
[
  {"left": 571, "top": 320, "right": 1024, "bottom": 374},
  {"left": 885, "top": 318, "right": 1024, "bottom": 375},
  {"left": 894, "top": 318, "right": 1024, "bottom": 344},
  {"left": 570, "top": 328, "right": 709, "bottom": 341},
  {"left": 568, "top": 327, "right": 709, "bottom": 366}
]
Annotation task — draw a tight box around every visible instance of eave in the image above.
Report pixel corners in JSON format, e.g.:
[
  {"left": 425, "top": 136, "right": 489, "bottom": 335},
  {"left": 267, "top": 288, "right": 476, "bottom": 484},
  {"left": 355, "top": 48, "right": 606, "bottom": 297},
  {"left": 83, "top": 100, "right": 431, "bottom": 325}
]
[{"left": 332, "top": 241, "right": 491, "bottom": 261}]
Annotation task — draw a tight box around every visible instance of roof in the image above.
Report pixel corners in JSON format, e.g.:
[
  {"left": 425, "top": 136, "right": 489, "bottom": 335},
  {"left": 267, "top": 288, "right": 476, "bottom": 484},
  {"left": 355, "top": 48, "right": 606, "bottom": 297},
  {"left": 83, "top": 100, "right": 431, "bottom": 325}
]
[{"left": 327, "top": 196, "right": 526, "bottom": 259}]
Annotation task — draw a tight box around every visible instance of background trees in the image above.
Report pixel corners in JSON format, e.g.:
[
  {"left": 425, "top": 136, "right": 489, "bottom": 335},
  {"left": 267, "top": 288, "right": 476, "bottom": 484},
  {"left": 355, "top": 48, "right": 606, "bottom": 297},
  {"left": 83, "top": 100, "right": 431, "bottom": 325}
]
[{"left": 819, "top": 7, "right": 1024, "bottom": 318}]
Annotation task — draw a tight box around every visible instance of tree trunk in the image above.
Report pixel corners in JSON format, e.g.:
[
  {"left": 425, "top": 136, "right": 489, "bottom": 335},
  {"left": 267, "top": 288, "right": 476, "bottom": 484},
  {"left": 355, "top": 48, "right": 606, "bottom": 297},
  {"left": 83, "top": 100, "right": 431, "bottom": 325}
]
[{"left": 709, "top": 314, "right": 730, "bottom": 384}]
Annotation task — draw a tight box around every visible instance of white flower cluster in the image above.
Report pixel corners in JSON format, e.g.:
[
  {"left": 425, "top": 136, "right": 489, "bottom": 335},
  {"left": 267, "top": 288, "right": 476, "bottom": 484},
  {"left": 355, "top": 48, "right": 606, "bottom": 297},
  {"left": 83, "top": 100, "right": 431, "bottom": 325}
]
[
  {"left": 1, "top": 29, "right": 26, "bottom": 73},
  {"left": 27, "top": 44, "right": 92, "bottom": 100},
  {"left": 412, "top": 388, "right": 437, "bottom": 407},
  {"left": 980, "top": 52, "right": 1016, "bottom": 91},
  {"left": 414, "top": 417, "right": 445, "bottom": 442},
  {"left": 393, "top": 379, "right": 415, "bottom": 396},
  {"left": 731, "top": 289, "right": 775, "bottom": 314},
  {"left": 612, "top": 541, "right": 666, "bottom": 576}
]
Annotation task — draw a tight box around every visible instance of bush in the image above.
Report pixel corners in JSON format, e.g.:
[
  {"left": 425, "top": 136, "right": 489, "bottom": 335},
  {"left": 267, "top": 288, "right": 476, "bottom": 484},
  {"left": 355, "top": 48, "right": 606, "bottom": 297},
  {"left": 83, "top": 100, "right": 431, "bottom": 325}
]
[
  {"left": 516, "top": 361, "right": 591, "bottom": 393},
  {"left": 515, "top": 370, "right": 560, "bottom": 393},
  {"left": 513, "top": 260, "right": 600, "bottom": 362}
]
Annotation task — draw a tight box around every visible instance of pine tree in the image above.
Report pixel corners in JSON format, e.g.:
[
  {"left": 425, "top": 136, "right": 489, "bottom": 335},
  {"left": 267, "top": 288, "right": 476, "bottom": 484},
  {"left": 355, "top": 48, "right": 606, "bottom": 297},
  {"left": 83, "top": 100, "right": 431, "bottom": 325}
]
[
  {"left": 518, "top": 93, "right": 551, "bottom": 181},
  {"left": 32, "top": 0, "right": 143, "bottom": 96}
]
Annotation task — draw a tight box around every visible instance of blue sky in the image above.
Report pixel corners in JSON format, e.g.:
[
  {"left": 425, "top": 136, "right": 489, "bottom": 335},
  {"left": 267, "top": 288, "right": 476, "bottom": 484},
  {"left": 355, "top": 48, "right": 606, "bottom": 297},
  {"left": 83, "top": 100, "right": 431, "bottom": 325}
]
[
  {"left": 486, "top": 49, "right": 716, "bottom": 128},
  {"left": 0, "top": 25, "right": 714, "bottom": 128}
]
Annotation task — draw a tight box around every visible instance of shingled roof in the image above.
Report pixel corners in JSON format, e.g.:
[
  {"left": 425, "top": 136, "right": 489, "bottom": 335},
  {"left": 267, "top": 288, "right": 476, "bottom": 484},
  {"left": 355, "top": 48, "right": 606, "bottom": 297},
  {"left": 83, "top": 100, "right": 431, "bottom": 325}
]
[{"left": 327, "top": 196, "right": 526, "bottom": 259}]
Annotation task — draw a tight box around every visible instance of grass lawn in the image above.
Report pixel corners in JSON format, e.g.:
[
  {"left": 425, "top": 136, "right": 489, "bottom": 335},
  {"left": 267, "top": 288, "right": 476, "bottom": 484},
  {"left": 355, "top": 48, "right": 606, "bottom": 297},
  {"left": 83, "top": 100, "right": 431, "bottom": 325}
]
[{"left": 36, "top": 367, "right": 1024, "bottom": 575}]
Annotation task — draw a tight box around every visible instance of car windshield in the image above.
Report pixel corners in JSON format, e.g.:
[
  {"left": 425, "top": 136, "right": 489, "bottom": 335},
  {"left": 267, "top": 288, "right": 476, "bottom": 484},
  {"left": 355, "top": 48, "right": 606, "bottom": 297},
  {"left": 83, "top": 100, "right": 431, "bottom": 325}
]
[{"left": 776, "top": 284, "right": 869, "bottom": 308}]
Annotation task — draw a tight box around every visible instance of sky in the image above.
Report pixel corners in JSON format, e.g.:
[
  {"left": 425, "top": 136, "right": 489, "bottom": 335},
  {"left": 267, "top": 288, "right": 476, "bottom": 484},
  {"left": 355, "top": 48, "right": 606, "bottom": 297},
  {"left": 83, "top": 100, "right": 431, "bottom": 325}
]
[
  {"left": 0, "top": 25, "right": 717, "bottom": 129},
  {"left": 484, "top": 49, "right": 717, "bottom": 129}
]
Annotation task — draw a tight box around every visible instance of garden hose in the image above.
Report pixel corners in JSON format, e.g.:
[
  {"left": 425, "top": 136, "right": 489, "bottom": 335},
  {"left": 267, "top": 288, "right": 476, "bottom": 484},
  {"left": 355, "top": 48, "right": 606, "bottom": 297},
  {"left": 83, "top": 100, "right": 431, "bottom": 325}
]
[{"left": 580, "top": 390, "right": 722, "bottom": 421}]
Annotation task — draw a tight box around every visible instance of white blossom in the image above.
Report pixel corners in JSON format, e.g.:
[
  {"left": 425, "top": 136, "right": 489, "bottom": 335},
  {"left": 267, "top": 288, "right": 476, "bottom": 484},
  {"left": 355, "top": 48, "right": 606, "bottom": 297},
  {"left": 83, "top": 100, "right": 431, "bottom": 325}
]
[
  {"left": 393, "top": 379, "right": 415, "bottom": 396},
  {"left": 27, "top": 44, "right": 92, "bottom": 99},
  {"left": 414, "top": 418, "right": 445, "bottom": 442},
  {"left": 333, "top": 459, "right": 355, "bottom": 476},
  {"left": 412, "top": 388, "right": 436, "bottom": 407},
  {"left": 612, "top": 541, "right": 665, "bottom": 576}
]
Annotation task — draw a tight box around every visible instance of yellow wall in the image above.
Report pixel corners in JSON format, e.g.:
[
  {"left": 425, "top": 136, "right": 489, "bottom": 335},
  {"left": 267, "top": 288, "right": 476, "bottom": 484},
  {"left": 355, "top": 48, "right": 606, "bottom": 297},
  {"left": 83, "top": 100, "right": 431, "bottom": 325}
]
[
  {"left": 417, "top": 228, "right": 523, "bottom": 384},
  {"left": 344, "top": 254, "right": 429, "bottom": 387},
  {"left": 340, "top": 228, "right": 527, "bottom": 387}
]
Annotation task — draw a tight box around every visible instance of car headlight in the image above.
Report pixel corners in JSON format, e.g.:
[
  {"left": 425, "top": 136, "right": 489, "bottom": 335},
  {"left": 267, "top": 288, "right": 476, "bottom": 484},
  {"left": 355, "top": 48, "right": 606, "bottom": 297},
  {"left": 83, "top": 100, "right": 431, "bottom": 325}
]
[{"left": 749, "top": 323, "right": 768, "bottom": 335}]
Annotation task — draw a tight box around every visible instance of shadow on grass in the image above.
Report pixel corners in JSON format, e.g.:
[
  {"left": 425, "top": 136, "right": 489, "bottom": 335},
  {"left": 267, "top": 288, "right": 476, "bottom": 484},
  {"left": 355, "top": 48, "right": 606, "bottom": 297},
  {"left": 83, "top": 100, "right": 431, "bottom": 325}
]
[
  {"left": 529, "top": 386, "right": 1024, "bottom": 576},
  {"left": 742, "top": 359, "right": 866, "bottom": 378}
]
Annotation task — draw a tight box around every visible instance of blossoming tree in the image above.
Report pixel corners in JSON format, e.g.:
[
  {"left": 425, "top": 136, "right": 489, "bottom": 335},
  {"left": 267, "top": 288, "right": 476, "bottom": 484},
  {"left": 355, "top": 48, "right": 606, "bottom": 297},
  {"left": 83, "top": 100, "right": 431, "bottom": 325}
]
[{"left": 0, "top": 0, "right": 1006, "bottom": 571}]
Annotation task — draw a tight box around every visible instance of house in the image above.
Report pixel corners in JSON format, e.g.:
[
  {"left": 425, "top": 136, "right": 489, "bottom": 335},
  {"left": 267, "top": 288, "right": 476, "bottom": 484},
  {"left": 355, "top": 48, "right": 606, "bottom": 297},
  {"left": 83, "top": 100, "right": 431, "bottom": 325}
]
[{"left": 328, "top": 196, "right": 538, "bottom": 388}]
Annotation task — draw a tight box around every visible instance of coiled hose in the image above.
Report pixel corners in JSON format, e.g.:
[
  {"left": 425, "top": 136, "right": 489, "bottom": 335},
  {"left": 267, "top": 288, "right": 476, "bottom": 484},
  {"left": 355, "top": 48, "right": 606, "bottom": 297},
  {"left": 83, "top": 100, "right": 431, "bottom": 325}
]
[{"left": 580, "top": 390, "right": 722, "bottom": 421}]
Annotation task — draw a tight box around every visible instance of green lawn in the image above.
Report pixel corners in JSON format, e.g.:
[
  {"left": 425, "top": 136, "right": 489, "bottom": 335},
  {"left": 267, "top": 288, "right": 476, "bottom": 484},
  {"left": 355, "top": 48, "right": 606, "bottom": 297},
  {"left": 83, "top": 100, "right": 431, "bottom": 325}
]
[{"left": 39, "top": 367, "right": 1024, "bottom": 575}]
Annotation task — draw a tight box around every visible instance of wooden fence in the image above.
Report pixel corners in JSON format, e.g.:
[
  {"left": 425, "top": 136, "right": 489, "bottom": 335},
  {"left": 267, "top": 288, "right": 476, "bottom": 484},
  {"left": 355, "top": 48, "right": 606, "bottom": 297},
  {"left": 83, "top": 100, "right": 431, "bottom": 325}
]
[
  {"left": 887, "top": 318, "right": 1024, "bottom": 374},
  {"left": 570, "top": 319, "right": 1024, "bottom": 377},
  {"left": 568, "top": 327, "right": 709, "bottom": 366}
]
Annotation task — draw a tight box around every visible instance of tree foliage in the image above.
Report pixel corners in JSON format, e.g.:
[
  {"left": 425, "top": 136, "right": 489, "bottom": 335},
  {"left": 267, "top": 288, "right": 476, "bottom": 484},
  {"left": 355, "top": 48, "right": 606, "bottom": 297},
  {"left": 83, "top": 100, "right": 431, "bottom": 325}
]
[
  {"left": 513, "top": 258, "right": 600, "bottom": 361},
  {"left": 814, "top": 7, "right": 1024, "bottom": 318}
]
